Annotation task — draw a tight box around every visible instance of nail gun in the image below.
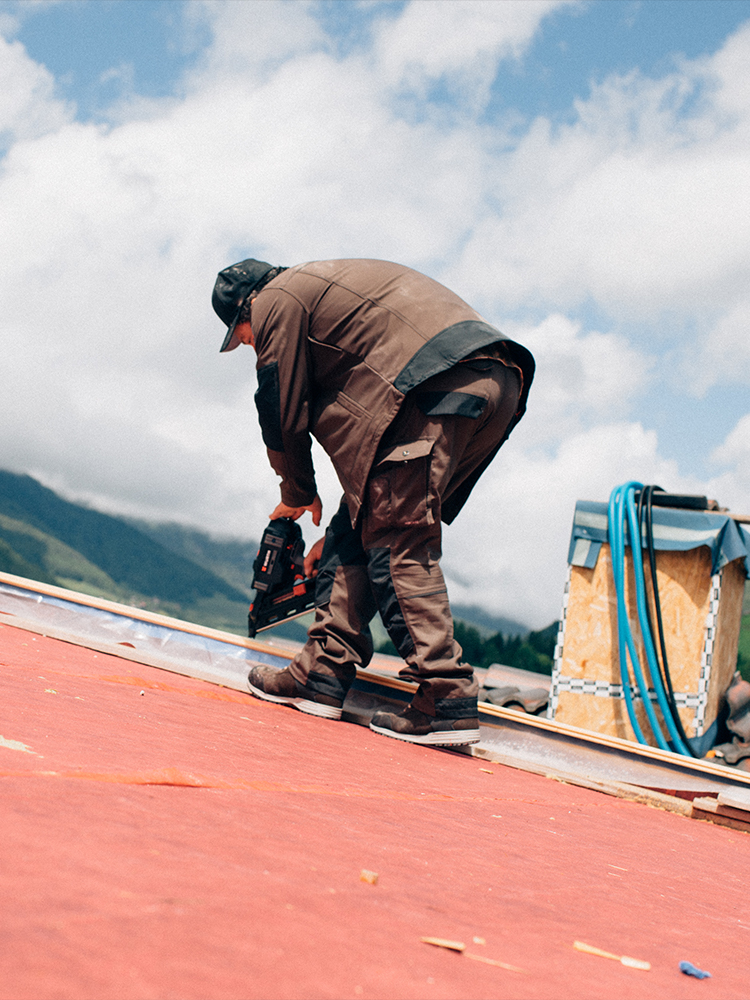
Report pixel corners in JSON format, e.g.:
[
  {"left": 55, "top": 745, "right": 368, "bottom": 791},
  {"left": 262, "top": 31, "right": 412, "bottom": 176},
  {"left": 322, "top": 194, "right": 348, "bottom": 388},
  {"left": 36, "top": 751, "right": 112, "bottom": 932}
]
[{"left": 247, "top": 517, "right": 317, "bottom": 638}]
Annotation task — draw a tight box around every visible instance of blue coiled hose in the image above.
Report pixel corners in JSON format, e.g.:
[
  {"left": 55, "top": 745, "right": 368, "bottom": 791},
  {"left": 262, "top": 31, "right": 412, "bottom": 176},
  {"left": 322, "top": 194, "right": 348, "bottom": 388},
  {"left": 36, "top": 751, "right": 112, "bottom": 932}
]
[
  {"left": 608, "top": 482, "right": 657, "bottom": 747},
  {"left": 607, "top": 482, "right": 693, "bottom": 755}
]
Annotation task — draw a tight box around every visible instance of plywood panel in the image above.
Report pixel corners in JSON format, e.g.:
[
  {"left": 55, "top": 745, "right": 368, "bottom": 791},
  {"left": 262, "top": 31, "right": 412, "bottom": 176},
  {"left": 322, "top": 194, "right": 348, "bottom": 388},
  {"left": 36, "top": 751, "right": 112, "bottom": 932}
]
[
  {"left": 555, "top": 543, "right": 744, "bottom": 747},
  {"left": 559, "top": 549, "right": 618, "bottom": 685},
  {"left": 555, "top": 690, "right": 699, "bottom": 745}
]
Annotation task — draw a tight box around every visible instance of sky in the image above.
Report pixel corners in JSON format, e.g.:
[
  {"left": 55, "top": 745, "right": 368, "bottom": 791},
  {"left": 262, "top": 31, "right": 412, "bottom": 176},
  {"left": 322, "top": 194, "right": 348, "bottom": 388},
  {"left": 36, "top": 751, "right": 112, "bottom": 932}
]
[{"left": 1, "top": 0, "right": 750, "bottom": 629}]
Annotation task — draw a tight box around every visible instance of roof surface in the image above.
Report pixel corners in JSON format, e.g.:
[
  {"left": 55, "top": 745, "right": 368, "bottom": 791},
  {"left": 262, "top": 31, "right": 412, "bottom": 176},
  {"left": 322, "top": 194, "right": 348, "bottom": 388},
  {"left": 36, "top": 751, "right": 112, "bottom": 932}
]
[{"left": 1, "top": 620, "right": 748, "bottom": 1000}]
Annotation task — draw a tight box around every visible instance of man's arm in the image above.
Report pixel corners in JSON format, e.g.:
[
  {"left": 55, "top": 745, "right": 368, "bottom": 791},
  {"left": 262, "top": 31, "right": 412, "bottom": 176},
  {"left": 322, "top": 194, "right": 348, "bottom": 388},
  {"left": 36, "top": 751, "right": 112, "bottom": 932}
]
[{"left": 252, "top": 288, "right": 318, "bottom": 508}]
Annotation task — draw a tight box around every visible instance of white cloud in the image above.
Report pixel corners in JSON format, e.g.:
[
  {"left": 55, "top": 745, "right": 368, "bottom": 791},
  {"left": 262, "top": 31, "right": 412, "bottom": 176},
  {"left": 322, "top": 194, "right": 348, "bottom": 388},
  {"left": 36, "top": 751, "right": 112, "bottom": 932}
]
[
  {"left": 501, "top": 314, "right": 652, "bottom": 446},
  {"left": 183, "top": 0, "right": 325, "bottom": 85},
  {"left": 706, "top": 414, "right": 750, "bottom": 516},
  {"left": 691, "top": 298, "right": 750, "bottom": 396},
  {"left": 0, "top": 32, "right": 71, "bottom": 143},
  {"left": 374, "top": 0, "right": 571, "bottom": 107},
  {"left": 712, "top": 414, "right": 750, "bottom": 468},
  {"left": 451, "top": 22, "right": 750, "bottom": 360}
]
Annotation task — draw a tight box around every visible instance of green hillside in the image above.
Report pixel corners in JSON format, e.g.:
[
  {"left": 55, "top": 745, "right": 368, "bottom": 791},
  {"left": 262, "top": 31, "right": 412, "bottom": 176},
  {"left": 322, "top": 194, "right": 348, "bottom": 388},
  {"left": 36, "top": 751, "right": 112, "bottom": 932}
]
[
  {"left": 0, "top": 471, "right": 250, "bottom": 634},
  {"left": 0, "top": 471, "right": 247, "bottom": 605},
  {"left": 0, "top": 535, "right": 56, "bottom": 584},
  {"left": 0, "top": 511, "right": 124, "bottom": 596},
  {"left": 127, "top": 518, "right": 258, "bottom": 598}
]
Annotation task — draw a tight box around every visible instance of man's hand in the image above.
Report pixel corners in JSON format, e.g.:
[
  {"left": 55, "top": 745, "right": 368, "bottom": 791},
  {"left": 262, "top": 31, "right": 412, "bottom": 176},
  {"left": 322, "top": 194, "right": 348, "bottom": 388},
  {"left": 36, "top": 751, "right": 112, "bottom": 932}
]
[
  {"left": 269, "top": 494, "right": 323, "bottom": 526},
  {"left": 304, "top": 537, "right": 326, "bottom": 578}
]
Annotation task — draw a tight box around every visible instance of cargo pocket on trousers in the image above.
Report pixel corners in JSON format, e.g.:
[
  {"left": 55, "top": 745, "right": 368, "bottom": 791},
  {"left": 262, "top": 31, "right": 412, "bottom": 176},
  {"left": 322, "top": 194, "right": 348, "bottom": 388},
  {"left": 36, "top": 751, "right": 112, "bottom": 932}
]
[{"left": 369, "top": 438, "right": 435, "bottom": 530}]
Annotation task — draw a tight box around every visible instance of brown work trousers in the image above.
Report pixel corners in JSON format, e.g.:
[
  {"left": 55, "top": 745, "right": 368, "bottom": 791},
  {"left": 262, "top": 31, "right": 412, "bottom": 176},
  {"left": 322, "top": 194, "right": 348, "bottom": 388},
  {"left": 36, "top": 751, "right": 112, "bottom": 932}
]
[{"left": 288, "top": 357, "right": 521, "bottom": 718}]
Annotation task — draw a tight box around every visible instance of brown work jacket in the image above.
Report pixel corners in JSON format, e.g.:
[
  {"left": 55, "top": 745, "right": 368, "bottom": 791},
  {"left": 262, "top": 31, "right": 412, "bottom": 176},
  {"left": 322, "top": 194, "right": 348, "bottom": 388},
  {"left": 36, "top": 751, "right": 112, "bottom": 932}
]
[{"left": 250, "top": 259, "right": 534, "bottom": 525}]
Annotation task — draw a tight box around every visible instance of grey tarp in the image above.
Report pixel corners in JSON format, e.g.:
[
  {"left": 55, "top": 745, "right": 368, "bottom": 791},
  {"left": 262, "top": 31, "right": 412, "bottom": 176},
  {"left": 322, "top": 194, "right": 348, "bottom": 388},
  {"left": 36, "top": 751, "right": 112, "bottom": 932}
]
[{"left": 568, "top": 500, "right": 750, "bottom": 576}]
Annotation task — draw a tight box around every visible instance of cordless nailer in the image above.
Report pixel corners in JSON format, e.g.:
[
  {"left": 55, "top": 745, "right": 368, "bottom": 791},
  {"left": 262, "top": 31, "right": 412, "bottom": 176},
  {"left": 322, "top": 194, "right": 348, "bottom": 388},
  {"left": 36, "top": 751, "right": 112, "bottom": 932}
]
[{"left": 247, "top": 518, "right": 318, "bottom": 638}]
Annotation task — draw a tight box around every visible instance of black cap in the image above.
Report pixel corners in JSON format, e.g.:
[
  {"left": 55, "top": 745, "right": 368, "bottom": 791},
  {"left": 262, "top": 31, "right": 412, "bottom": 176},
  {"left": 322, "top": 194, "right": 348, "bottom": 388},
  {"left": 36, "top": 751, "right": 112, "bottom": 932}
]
[{"left": 212, "top": 258, "right": 274, "bottom": 352}]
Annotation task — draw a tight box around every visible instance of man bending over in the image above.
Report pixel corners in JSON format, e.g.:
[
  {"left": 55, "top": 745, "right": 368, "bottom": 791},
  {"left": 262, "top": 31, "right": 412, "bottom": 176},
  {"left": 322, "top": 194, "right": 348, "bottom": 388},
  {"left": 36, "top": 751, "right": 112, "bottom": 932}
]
[{"left": 212, "top": 257, "right": 534, "bottom": 747}]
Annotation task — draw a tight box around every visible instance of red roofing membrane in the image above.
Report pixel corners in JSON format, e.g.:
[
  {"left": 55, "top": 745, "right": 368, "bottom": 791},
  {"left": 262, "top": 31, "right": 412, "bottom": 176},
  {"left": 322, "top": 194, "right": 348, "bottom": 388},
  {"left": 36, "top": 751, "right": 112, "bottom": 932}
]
[{"left": 1, "top": 620, "right": 748, "bottom": 1000}]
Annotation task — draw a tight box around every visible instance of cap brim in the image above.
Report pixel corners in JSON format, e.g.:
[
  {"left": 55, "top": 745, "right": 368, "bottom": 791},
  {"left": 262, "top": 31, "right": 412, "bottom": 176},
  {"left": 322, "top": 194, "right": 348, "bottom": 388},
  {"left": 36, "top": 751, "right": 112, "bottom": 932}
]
[{"left": 219, "top": 312, "right": 241, "bottom": 353}]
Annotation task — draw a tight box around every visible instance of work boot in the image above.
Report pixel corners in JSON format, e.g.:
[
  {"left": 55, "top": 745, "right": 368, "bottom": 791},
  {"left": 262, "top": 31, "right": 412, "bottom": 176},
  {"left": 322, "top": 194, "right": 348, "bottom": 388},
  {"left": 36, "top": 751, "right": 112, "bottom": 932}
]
[
  {"left": 369, "top": 706, "right": 480, "bottom": 746},
  {"left": 247, "top": 664, "right": 343, "bottom": 720}
]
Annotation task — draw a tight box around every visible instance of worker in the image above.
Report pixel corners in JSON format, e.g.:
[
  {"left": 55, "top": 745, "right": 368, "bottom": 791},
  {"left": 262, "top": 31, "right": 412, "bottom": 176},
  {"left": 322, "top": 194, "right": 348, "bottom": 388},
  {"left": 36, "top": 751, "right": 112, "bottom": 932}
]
[{"left": 212, "top": 258, "right": 534, "bottom": 746}]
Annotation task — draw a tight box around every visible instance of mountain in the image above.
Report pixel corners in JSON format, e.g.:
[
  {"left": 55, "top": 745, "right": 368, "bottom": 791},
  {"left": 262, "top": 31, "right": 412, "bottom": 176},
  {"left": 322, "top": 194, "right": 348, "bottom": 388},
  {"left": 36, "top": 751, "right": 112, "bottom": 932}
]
[
  {"left": 0, "top": 471, "right": 251, "bottom": 634},
  {"left": 0, "top": 471, "right": 247, "bottom": 605},
  {"left": 0, "top": 534, "right": 56, "bottom": 584},
  {"left": 126, "top": 518, "right": 258, "bottom": 598},
  {"left": 450, "top": 603, "right": 528, "bottom": 638}
]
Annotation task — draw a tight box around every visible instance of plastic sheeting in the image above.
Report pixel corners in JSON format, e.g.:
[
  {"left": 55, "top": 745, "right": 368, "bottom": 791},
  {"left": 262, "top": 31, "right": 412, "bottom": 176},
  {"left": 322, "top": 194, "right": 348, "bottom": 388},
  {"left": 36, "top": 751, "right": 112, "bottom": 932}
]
[
  {"left": 0, "top": 581, "right": 284, "bottom": 692},
  {"left": 568, "top": 501, "right": 750, "bottom": 575}
]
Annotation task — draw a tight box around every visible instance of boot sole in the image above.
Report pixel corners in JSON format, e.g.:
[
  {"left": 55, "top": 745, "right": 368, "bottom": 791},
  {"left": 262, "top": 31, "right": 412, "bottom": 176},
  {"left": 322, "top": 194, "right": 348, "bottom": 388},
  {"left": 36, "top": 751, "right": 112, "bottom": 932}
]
[
  {"left": 369, "top": 723, "right": 480, "bottom": 746},
  {"left": 247, "top": 680, "right": 342, "bottom": 720}
]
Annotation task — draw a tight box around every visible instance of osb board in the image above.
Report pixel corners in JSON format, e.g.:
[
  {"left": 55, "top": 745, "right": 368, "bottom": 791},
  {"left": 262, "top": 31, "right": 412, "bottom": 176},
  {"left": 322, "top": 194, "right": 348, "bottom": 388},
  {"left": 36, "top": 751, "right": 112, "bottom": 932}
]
[
  {"left": 556, "top": 544, "right": 744, "bottom": 743},
  {"left": 555, "top": 689, "right": 696, "bottom": 745}
]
